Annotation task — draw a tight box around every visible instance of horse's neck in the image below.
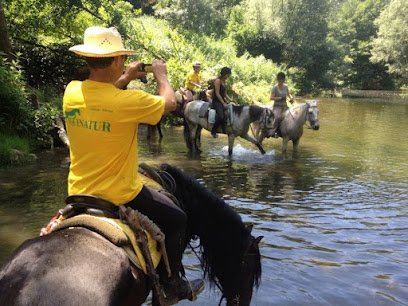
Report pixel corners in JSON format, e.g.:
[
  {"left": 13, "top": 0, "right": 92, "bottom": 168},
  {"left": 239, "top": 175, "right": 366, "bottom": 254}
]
[
  {"left": 287, "top": 104, "right": 308, "bottom": 127},
  {"left": 232, "top": 106, "right": 252, "bottom": 128}
]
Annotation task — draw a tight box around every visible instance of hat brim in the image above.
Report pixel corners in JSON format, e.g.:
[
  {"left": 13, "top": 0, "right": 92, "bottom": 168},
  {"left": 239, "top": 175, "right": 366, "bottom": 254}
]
[{"left": 69, "top": 45, "right": 136, "bottom": 57}]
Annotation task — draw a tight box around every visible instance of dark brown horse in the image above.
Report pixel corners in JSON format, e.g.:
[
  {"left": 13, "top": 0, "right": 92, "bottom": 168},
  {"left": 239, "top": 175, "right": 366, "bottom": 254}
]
[{"left": 0, "top": 164, "right": 262, "bottom": 306}]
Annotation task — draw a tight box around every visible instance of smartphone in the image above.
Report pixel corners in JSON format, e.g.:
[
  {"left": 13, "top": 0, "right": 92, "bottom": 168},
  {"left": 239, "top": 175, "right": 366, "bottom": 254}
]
[{"left": 142, "top": 64, "right": 153, "bottom": 73}]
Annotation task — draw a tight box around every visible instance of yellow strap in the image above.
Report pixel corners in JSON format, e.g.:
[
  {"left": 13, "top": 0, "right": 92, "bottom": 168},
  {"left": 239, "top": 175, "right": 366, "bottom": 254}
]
[{"left": 98, "top": 217, "right": 161, "bottom": 274}]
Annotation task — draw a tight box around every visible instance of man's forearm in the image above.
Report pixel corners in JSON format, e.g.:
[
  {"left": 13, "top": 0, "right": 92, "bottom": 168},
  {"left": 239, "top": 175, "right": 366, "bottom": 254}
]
[
  {"left": 115, "top": 74, "right": 132, "bottom": 89},
  {"left": 157, "top": 78, "right": 176, "bottom": 113}
]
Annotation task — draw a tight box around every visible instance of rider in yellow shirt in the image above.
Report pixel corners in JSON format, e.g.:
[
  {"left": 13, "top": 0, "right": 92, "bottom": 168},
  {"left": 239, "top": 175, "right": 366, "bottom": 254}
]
[
  {"left": 184, "top": 62, "right": 202, "bottom": 97},
  {"left": 64, "top": 26, "right": 203, "bottom": 303}
]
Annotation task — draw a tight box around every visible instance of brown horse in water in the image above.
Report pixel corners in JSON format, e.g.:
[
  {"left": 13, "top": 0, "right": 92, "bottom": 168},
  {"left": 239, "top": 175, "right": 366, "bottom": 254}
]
[{"left": 0, "top": 164, "right": 262, "bottom": 306}]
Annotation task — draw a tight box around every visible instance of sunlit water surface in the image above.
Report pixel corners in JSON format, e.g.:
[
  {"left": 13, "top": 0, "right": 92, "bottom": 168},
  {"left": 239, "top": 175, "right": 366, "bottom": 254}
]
[{"left": 1, "top": 98, "right": 407, "bottom": 305}]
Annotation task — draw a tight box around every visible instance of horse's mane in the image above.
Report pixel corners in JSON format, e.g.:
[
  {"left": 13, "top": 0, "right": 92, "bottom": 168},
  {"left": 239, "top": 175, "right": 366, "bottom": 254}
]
[
  {"left": 232, "top": 105, "right": 264, "bottom": 122},
  {"left": 291, "top": 102, "right": 310, "bottom": 111},
  {"left": 249, "top": 105, "right": 264, "bottom": 121},
  {"left": 160, "top": 164, "right": 261, "bottom": 289}
]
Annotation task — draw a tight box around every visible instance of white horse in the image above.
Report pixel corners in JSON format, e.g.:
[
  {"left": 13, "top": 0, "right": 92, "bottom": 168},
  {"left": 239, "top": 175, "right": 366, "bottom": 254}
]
[
  {"left": 184, "top": 101, "right": 274, "bottom": 156},
  {"left": 257, "top": 101, "right": 320, "bottom": 153}
]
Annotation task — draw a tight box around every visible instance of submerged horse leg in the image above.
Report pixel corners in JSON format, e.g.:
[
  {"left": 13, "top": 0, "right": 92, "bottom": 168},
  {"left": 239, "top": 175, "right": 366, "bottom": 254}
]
[
  {"left": 189, "top": 124, "right": 200, "bottom": 154},
  {"left": 282, "top": 137, "right": 289, "bottom": 154},
  {"left": 292, "top": 138, "right": 300, "bottom": 152},
  {"left": 228, "top": 134, "right": 235, "bottom": 156},
  {"left": 196, "top": 126, "right": 202, "bottom": 153},
  {"left": 241, "top": 133, "right": 266, "bottom": 154}
]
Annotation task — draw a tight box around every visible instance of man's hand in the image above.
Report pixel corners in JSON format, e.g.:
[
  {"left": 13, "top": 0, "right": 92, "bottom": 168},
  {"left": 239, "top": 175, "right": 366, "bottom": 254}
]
[
  {"left": 124, "top": 61, "right": 146, "bottom": 81},
  {"left": 152, "top": 59, "right": 176, "bottom": 113},
  {"left": 115, "top": 61, "right": 146, "bottom": 89},
  {"left": 152, "top": 59, "right": 168, "bottom": 83}
]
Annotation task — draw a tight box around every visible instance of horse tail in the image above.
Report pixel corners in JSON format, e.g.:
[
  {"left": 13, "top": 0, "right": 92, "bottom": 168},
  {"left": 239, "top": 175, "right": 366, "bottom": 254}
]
[{"left": 183, "top": 119, "right": 193, "bottom": 151}]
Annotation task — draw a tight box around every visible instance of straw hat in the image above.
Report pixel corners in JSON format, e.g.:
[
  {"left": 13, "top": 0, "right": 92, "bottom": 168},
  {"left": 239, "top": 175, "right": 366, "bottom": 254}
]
[
  {"left": 69, "top": 26, "right": 136, "bottom": 57},
  {"left": 193, "top": 62, "right": 201, "bottom": 67}
]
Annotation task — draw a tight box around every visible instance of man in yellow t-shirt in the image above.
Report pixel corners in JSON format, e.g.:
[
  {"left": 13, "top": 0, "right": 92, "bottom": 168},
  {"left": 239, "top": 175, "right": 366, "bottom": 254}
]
[
  {"left": 184, "top": 61, "right": 202, "bottom": 96},
  {"left": 64, "top": 26, "right": 203, "bottom": 302}
]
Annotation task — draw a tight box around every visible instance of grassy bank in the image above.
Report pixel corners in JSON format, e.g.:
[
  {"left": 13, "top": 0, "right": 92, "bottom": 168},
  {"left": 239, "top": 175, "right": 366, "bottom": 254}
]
[
  {"left": 0, "top": 133, "right": 32, "bottom": 165},
  {"left": 341, "top": 89, "right": 408, "bottom": 100}
]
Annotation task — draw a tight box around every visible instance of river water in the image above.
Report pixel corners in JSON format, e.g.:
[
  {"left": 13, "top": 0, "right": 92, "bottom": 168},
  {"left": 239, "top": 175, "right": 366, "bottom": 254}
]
[{"left": 1, "top": 98, "right": 407, "bottom": 305}]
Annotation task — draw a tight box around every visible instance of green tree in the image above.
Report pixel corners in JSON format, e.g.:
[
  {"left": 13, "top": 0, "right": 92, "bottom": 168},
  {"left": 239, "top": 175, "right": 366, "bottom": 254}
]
[
  {"left": 226, "top": 4, "right": 283, "bottom": 63},
  {"left": 371, "top": 0, "right": 408, "bottom": 83},
  {"left": 227, "top": 0, "right": 335, "bottom": 93},
  {"left": 154, "top": 0, "right": 228, "bottom": 36},
  {"left": 280, "top": 0, "right": 334, "bottom": 93},
  {"left": 0, "top": 1, "right": 12, "bottom": 61},
  {"left": 328, "top": 0, "right": 394, "bottom": 89}
]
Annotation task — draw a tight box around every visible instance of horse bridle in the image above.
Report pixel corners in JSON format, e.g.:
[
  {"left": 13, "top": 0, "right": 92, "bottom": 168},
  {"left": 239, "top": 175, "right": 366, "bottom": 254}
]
[
  {"left": 260, "top": 108, "right": 272, "bottom": 132},
  {"left": 305, "top": 103, "right": 318, "bottom": 129}
]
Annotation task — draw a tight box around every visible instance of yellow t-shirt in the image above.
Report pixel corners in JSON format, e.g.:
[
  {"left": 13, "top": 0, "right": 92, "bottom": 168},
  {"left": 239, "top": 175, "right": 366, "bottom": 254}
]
[
  {"left": 185, "top": 71, "right": 201, "bottom": 91},
  {"left": 63, "top": 80, "right": 165, "bottom": 205}
]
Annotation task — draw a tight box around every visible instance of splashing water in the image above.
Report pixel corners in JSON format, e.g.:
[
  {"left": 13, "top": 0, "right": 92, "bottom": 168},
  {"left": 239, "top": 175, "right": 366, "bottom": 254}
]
[{"left": 208, "top": 144, "right": 276, "bottom": 163}]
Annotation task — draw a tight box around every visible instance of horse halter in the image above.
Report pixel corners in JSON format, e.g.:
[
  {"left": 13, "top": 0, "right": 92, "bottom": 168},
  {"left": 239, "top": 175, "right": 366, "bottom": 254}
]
[
  {"left": 260, "top": 108, "right": 273, "bottom": 132},
  {"left": 306, "top": 101, "right": 319, "bottom": 129}
]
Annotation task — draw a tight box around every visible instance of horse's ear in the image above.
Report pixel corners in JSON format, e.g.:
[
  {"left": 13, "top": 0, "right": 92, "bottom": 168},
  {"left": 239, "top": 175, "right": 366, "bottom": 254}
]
[
  {"left": 246, "top": 224, "right": 254, "bottom": 233},
  {"left": 255, "top": 236, "right": 264, "bottom": 245}
]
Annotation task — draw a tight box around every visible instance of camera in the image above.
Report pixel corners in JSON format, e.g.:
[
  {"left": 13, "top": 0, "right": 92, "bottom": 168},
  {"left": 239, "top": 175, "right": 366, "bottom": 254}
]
[
  {"left": 141, "top": 63, "right": 153, "bottom": 73},
  {"left": 139, "top": 63, "right": 153, "bottom": 83}
]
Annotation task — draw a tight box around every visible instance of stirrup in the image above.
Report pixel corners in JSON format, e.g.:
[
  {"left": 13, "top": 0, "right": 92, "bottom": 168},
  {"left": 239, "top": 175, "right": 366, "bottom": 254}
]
[
  {"left": 186, "top": 278, "right": 205, "bottom": 301},
  {"left": 163, "top": 278, "right": 205, "bottom": 303}
]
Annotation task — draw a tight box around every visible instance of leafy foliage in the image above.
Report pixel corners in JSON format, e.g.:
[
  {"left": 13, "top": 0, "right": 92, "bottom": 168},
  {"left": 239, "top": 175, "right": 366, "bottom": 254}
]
[
  {"left": 226, "top": 0, "right": 335, "bottom": 94},
  {"left": 0, "top": 133, "right": 30, "bottom": 165},
  {"left": 328, "top": 0, "right": 394, "bottom": 89},
  {"left": 154, "top": 0, "right": 224, "bottom": 36},
  {"left": 15, "top": 42, "right": 84, "bottom": 92},
  {"left": 227, "top": 6, "right": 283, "bottom": 63},
  {"left": 0, "top": 56, "right": 33, "bottom": 135},
  {"left": 371, "top": 0, "right": 408, "bottom": 83}
]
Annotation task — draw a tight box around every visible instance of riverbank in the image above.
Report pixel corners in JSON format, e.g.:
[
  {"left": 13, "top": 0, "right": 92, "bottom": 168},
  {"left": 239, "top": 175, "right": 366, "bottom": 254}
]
[
  {"left": 341, "top": 88, "right": 408, "bottom": 99},
  {"left": 0, "top": 133, "right": 37, "bottom": 166}
]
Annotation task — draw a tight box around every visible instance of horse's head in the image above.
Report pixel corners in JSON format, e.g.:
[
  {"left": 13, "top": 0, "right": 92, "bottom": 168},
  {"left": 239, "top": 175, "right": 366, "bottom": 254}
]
[
  {"left": 159, "top": 164, "right": 262, "bottom": 306},
  {"left": 225, "top": 225, "right": 263, "bottom": 306},
  {"left": 259, "top": 107, "right": 275, "bottom": 138},
  {"left": 306, "top": 100, "right": 320, "bottom": 130},
  {"left": 195, "top": 90, "right": 208, "bottom": 102}
]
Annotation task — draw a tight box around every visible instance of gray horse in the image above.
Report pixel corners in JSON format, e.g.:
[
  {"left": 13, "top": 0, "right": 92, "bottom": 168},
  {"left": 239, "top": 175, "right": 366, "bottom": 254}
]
[
  {"left": 256, "top": 101, "right": 320, "bottom": 153},
  {"left": 184, "top": 101, "right": 274, "bottom": 156}
]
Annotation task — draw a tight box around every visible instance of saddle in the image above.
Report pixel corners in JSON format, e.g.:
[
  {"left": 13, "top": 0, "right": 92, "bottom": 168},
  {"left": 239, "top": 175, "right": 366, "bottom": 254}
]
[
  {"left": 198, "top": 102, "right": 234, "bottom": 127},
  {"left": 40, "top": 166, "right": 178, "bottom": 276}
]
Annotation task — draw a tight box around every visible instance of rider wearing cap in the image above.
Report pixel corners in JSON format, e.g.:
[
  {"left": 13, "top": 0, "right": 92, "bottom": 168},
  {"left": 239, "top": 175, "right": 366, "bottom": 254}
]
[
  {"left": 64, "top": 26, "right": 204, "bottom": 303},
  {"left": 185, "top": 62, "right": 202, "bottom": 97}
]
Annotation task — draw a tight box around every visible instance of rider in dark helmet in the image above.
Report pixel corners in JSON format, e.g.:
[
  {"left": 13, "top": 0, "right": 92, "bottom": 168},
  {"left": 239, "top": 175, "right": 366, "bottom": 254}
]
[
  {"left": 270, "top": 72, "right": 294, "bottom": 138},
  {"left": 211, "top": 66, "right": 233, "bottom": 138}
]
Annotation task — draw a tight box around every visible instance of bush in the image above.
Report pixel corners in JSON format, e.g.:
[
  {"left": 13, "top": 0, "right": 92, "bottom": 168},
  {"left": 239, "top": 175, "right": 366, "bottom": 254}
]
[
  {"left": 15, "top": 42, "right": 84, "bottom": 93},
  {"left": 0, "top": 56, "right": 34, "bottom": 136},
  {"left": 126, "top": 16, "right": 295, "bottom": 105},
  {"left": 0, "top": 133, "right": 31, "bottom": 165}
]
